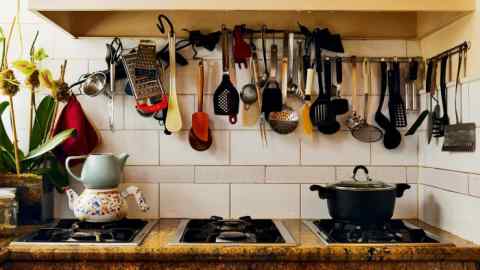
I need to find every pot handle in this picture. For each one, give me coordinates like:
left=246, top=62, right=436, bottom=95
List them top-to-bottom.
left=65, top=155, right=88, bottom=182
left=353, top=165, right=370, bottom=181
left=395, top=183, right=411, bottom=198
left=309, top=185, right=332, bottom=199
left=121, top=186, right=150, bottom=212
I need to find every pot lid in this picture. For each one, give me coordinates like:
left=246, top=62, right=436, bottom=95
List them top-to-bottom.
left=334, top=165, right=394, bottom=190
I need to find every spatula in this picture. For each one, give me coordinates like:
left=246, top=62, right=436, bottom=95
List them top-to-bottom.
left=165, top=30, right=183, bottom=132
left=442, top=50, right=475, bottom=152
left=331, top=57, right=349, bottom=115
left=191, top=60, right=210, bottom=142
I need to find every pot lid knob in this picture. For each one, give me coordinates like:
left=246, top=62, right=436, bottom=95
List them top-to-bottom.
left=352, top=165, right=371, bottom=182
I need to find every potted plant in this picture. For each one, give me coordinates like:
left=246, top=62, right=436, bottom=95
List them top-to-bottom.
left=0, top=21, right=75, bottom=224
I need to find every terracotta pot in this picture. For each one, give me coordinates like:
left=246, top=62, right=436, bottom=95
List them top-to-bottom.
left=0, top=174, right=54, bottom=225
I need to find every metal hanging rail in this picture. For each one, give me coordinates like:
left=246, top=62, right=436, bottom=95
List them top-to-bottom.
left=427, top=41, right=470, bottom=62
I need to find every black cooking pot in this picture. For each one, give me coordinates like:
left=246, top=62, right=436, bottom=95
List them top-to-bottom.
left=310, top=165, right=410, bottom=224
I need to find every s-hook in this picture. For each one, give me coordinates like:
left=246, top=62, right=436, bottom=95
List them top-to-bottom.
left=157, top=15, right=175, bottom=35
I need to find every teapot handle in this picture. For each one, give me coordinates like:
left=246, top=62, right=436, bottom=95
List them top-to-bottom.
left=65, top=155, right=88, bottom=182
left=121, top=186, right=150, bottom=212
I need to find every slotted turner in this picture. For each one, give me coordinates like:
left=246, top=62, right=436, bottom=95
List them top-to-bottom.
left=213, top=27, right=240, bottom=124
left=388, top=62, right=407, bottom=128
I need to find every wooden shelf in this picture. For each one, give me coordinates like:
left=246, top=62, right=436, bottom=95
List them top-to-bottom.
left=28, top=0, right=475, bottom=39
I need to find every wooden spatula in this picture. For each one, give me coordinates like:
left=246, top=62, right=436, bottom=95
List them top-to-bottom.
left=165, top=30, right=183, bottom=132
left=192, top=61, right=209, bottom=142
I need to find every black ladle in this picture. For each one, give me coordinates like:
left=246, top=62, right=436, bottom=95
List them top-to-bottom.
left=375, top=62, right=401, bottom=149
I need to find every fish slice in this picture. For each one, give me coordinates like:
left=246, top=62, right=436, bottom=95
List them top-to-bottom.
left=213, top=27, right=240, bottom=124
left=165, top=30, right=183, bottom=132
left=442, top=50, right=475, bottom=152
left=191, top=60, right=210, bottom=142
left=406, top=60, right=433, bottom=136
left=388, top=62, right=407, bottom=128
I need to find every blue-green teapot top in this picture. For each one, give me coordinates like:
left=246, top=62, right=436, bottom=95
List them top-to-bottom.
left=65, top=153, right=129, bottom=189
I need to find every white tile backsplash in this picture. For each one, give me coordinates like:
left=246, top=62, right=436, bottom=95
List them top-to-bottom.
left=96, top=131, right=159, bottom=165
left=159, top=131, right=229, bottom=165
left=231, top=131, right=300, bottom=165
left=301, top=132, right=370, bottom=165
left=124, top=166, right=194, bottom=183
left=195, top=166, right=265, bottom=183
left=266, top=166, right=335, bottom=183
left=419, top=167, right=469, bottom=194
left=159, top=184, right=229, bottom=218
left=230, top=184, right=300, bottom=219
left=300, top=184, right=330, bottom=219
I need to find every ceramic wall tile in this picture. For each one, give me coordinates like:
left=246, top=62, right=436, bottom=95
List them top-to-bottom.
left=124, top=166, right=194, bottom=183
left=195, top=166, right=265, bottom=183
left=266, top=166, right=335, bottom=183
left=419, top=167, right=469, bottom=194
left=159, top=184, right=229, bottom=218
left=230, top=184, right=300, bottom=219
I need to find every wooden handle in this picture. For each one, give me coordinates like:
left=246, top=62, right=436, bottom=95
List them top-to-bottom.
left=169, top=32, right=176, bottom=96
left=252, top=56, right=263, bottom=109
left=281, top=59, right=288, bottom=102
left=351, top=60, right=358, bottom=113
left=197, top=61, right=204, bottom=112
left=305, top=68, right=314, bottom=96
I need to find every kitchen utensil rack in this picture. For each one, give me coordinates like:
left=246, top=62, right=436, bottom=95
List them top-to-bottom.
left=427, top=41, right=470, bottom=63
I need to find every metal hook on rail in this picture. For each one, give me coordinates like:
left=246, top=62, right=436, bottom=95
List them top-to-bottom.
left=157, top=14, right=175, bottom=35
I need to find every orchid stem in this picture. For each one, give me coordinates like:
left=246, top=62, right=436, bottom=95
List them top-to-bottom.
left=8, top=95, right=21, bottom=175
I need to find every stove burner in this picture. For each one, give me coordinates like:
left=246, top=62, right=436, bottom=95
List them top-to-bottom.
left=180, top=216, right=285, bottom=244
left=23, top=219, right=149, bottom=243
left=311, top=220, right=440, bottom=244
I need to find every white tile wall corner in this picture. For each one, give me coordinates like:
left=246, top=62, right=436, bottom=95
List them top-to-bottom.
left=96, top=131, right=159, bottom=165
left=159, top=131, right=229, bottom=165
left=230, top=131, right=300, bottom=165
left=301, top=132, right=370, bottom=165
left=124, top=166, right=194, bottom=183
left=195, top=166, right=265, bottom=183
left=265, top=166, right=335, bottom=183
left=406, top=167, right=419, bottom=183
left=419, top=167, right=469, bottom=194
left=468, top=174, right=480, bottom=197
left=119, top=183, right=160, bottom=219
left=301, top=183, right=418, bottom=219
left=159, top=184, right=229, bottom=218
left=230, top=184, right=300, bottom=218
left=419, top=184, right=480, bottom=244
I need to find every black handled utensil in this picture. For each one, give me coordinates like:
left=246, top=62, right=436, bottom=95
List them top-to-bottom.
left=213, top=26, right=240, bottom=124
left=388, top=62, right=407, bottom=128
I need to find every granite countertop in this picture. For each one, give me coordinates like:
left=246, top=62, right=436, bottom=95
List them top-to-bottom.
left=3, top=219, right=480, bottom=263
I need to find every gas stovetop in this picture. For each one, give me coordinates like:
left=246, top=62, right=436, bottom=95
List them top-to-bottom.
left=170, top=216, right=296, bottom=246
left=11, top=219, right=157, bottom=246
left=304, top=219, right=453, bottom=246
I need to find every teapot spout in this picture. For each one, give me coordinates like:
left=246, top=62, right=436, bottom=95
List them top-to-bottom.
left=115, top=153, right=129, bottom=169
left=64, top=187, right=79, bottom=211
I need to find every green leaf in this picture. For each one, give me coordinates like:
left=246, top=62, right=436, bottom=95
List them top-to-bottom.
left=30, top=96, right=55, bottom=151
left=0, top=101, right=14, bottom=155
left=24, top=128, right=76, bottom=161
left=0, top=150, right=16, bottom=172
left=33, top=155, right=69, bottom=192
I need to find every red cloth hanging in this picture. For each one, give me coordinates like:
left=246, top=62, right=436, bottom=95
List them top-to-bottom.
left=53, top=95, right=100, bottom=164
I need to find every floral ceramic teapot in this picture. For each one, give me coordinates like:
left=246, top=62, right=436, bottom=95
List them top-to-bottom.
left=64, top=186, right=149, bottom=222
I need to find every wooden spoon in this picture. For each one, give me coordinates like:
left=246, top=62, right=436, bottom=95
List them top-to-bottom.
left=165, top=30, right=183, bottom=132
left=191, top=61, right=209, bottom=142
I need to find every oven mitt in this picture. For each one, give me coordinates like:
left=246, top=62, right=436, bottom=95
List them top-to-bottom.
left=53, top=95, right=100, bottom=165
